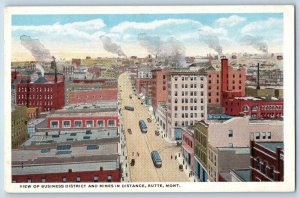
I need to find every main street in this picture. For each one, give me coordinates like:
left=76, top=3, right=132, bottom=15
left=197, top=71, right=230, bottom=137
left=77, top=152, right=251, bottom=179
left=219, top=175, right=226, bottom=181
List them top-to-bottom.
left=118, top=72, right=189, bottom=182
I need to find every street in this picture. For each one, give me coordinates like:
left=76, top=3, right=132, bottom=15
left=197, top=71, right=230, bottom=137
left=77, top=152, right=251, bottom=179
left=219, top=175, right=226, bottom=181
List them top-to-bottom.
left=118, top=72, right=189, bottom=182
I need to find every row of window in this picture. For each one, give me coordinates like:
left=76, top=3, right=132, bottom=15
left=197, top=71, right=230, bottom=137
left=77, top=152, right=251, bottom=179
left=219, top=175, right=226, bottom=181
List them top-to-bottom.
left=174, top=76, right=204, bottom=81
left=174, top=84, right=205, bottom=89
left=18, top=87, right=53, bottom=92
left=174, top=91, right=204, bottom=97
left=18, top=94, right=53, bottom=100
left=174, top=98, right=203, bottom=104
left=17, top=101, right=53, bottom=106
left=174, top=112, right=204, bottom=119
left=174, top=119, right=202, bottom=127
left=50, top=120, right=116, bottom=129
left=255, top=132, right=272, bottom=140
left=183, top=135, right=193, bottom=148
left=255, top=158, right=276, bottom=180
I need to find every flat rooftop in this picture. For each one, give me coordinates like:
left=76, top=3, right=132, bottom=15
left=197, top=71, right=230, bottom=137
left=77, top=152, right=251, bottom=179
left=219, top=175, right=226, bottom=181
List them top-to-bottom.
left=232, top=96, right=281, bottom=101
left=28, top=118, right=46, bottom=126
left=23, top=128, right=119, bottom=147
left=257, top=142, right=284, bottom=153
left=217, top=147, right=250, bottom=154
left=232, top=169, right=251, bottom=182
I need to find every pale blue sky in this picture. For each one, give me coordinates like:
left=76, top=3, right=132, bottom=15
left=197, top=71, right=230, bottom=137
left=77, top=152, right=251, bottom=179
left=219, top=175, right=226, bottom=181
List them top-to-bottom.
left=11, top=13, right=283, bottom=59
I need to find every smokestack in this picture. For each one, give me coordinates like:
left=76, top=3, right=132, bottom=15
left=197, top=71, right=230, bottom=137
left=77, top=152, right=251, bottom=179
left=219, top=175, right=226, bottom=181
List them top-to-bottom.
left=51, top=56, right=57, bottom=83
left=257, top=63, right=260, bottom=89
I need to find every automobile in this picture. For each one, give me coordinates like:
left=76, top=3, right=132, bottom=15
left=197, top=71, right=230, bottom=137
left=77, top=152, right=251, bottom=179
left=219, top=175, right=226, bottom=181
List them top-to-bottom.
left=129, top=95, right=132, bottom=99
left=138, top=96, right=140, bottom=99
left=141, top=102, right=144, bottom=105
left=125, top=106, right=134, bottom=111
left=147, top=118, right=152, bottom=123
left=139, top=120, right=148, bottom=133
left=127, top=128, right=132, bottom=134
left=155, top=130, right=160, bottom=136
left=130, top=159, right=135, bottom=166
left=179, top=164, right=183, bottom=171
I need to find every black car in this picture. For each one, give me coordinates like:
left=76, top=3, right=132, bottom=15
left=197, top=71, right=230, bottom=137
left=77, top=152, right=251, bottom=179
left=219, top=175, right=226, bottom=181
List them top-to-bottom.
left=127, top=128, right=132, bottom=134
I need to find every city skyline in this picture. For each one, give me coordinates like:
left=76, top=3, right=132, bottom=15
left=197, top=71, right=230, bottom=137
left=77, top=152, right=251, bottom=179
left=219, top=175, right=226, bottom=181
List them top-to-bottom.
left=12, top=13, right=283, bottom=61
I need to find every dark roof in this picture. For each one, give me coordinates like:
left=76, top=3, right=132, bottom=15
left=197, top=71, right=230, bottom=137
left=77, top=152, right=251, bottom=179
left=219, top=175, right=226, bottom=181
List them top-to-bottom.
left=34, top=77, right=48, bottom=84
left=257, top=142, right=284, bottom=153
left=232, top=169, right=251, bottom=181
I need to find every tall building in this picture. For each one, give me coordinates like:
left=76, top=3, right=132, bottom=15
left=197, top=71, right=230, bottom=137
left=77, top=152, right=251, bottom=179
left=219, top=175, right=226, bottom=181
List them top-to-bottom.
left=206, top=57, right=246, bottom=105
left=151, top=69, right=172, bottom=110
left=166, top=71, right=207, bottom=141
left=16, top=77, right=65, bottom=112
left=12, top=106, right=29, bottom=149
left=194, top=117, right=283, bottom=182
left=250, top=141, right=284, bottom=181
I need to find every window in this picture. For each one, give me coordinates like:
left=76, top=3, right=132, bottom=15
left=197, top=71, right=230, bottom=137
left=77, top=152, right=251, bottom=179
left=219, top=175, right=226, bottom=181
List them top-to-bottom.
left=200, top=84, right=204, bottom=88
left=175, top=91, right=178, bottom=96
left=175, top=99, right=178, bottom=103
left=243, top=105, right=249, bottom=112
left=175, top=106, right=178, bottom=111
left=86, top=120, right=94, bottom=128
left=98, top=120, right=104, bottom=127
left=108, top=120, right=116, bottom=127
left=50, top=121, right=59, bottom=128
left=63, top=121, right=71, bottom=128
left=75, top=121, right=82, bottom=128
left=228, top=130, right=233, bottom=137
left=255, top=132, right=260, bottom=139
left=262, top=132, right=266, bottom=139
left=267, top=132, right=272, bottom=139
left=228, top=143, right=233, bottom=148
left=256, top=158, right=261, bottom=170
left=263, top=162, right=267, bottom=174
left=270, top=166, right=275, bottom=180
left=93, top=176, right=99, bottom=182
left=107, top=176, right=112, bottom=182
left=62, top=177, right=67, bottom=182
left=76, top=177, right=81, bottom=182
left=42, top=178, right=46, bottom=183
left=27, top=179, right=32, bottom=183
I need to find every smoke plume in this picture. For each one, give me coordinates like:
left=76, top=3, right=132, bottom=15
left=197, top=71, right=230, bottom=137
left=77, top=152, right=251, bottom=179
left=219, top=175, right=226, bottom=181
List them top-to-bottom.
left=138, top=33, right=186, bottom=67
left=20, top=35, right=52, bottom=62
left=100, top=35, right=126, bottom=57
left=202, top=35, right=223, bottom=55
left=241, top=35, right=268, bottom=53
left=35, top=64, right=45, bottom=77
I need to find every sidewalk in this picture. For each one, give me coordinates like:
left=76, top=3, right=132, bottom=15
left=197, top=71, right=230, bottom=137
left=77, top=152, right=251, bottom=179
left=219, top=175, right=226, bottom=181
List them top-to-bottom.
left=175, top=151, right=199, bottom=182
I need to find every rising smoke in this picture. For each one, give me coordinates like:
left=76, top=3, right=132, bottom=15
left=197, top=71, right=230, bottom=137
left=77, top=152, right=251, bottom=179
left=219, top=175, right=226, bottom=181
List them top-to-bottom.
left=198, top=29, right=223, bottom=55
left=138, top=33, right=186, bottom=67
left=20, top=35, right=52, bottom=62
left=100, top=35, right=126, bottom=57
left=241, top=35, right=268, bottom=54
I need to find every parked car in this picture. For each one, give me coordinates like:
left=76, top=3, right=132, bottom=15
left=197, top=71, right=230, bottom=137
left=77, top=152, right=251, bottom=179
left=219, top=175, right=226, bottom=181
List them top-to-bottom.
left=147, top=118, right=152, bottom=123
left=155, top=130, right=160, bottom=136
left=179, top=164, right=183, bottom=171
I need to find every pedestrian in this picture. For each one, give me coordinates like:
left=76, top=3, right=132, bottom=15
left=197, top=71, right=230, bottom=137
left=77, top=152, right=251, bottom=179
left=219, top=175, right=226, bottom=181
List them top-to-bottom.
left=137, top=152, right=139, bottom=157
left=171, top=155, right=173, bottom=159
left=175, top=155, right=177, bottom=160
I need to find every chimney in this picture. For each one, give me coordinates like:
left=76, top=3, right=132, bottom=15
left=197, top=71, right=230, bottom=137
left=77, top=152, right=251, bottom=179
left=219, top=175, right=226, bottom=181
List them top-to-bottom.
left=51, top=56, right=57, bottom=83
left=257, top=63, right=260, bottom=89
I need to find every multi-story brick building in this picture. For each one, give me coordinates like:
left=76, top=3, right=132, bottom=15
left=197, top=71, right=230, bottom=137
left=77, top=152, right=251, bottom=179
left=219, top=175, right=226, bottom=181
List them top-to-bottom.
left=206, top=57, right=246, bottom=105
left=151, top=69, right=172, bottom=110
left=166, top=71, right=207, bottom=141
left=16, top=76, right=65, bottom=112
left=136, top=78, right=152, bottom=97
left=223, top=97, right=284, bottom=119
left=11, top=106, right=29, bottom=149
left=27, top=107, right=41, bottom=120
left=194, top=117, right=283, bottom=182
left=181, top=127, right=195, bottom=170
left=250, top=141, right=284, bottom=181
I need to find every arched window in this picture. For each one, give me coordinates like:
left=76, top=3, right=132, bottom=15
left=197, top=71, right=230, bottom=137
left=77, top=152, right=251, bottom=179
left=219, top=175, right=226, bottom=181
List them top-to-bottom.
left=243, top=105, right=249, bottom=112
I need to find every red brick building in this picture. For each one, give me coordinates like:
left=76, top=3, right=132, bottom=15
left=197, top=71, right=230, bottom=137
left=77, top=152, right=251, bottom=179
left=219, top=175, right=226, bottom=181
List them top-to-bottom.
left=207, top=57, right=246, bottom=105
left=72, top=58, right=81, bottom=67
left=151, top=69, right=172, bottom=109
left=16, top=77, right=65, bottom=112
left=136, top=78, right=152, bottom=95
left=67, top=89, right=117, bottom=105
left=223, top=97, right=284, bottom=119
left=46, top=102, right=119, bottom=129
left=181, top=127, right=195, bottom=170
left=250, top=141, right=284, bottom=181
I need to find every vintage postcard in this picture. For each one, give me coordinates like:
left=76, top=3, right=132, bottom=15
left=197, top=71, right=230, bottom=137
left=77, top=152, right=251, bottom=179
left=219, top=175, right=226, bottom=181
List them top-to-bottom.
left=4, top=5, right=295, bottom=192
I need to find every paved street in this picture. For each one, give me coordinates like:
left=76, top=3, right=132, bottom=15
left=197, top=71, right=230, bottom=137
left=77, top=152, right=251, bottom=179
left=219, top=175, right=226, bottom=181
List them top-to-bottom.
left=118, top=72, right=189, bottom=182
